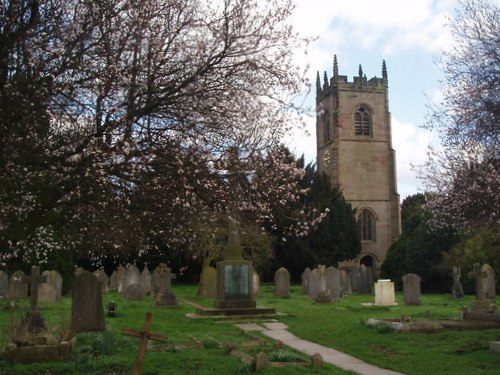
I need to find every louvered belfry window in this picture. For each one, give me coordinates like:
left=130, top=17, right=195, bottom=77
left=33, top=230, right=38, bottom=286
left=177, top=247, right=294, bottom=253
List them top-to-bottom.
left=354, top=106, right=372, bottom=136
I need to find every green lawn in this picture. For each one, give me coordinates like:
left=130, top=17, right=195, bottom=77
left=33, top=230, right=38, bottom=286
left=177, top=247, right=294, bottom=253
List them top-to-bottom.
left=0, top=284, right=499, bottom=375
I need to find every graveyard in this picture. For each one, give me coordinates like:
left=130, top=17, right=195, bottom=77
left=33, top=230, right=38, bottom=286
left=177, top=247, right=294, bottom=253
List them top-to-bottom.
left=0, top=267, right=499, bottom=375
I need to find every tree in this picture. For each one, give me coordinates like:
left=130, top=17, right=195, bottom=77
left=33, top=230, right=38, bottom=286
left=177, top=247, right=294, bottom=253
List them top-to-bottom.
left=0, top=0, right=315, bottom=266
left=421, top=0, right=500, bottom=230
left=269, top=165, right=361, bottom=280
left=381, top=194, right=458, bottom=292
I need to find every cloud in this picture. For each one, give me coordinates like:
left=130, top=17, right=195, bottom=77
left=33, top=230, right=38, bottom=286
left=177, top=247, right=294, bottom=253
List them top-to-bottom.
left=292, top=0, right=457, bottom=58
left=391, top=117, right=438, bottom=198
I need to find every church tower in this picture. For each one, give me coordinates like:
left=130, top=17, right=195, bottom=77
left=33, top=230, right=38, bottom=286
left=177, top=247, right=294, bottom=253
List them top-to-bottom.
left=316, top=55, right=401, bottom=273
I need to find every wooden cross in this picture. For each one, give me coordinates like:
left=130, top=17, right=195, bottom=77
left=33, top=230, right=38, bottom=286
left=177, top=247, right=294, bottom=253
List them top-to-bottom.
left=122, top=312, right=167, bottom=375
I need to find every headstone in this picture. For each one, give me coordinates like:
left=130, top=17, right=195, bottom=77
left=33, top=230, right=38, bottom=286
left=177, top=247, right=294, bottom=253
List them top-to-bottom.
left=154, top=263, right=177, bottom=306
left=471, top=263, right=487, bottom=300
left=111, top=264, right=126, bottom=292
left=122, top=264, right=141, bottom=293
left=482, top=264, right=496, bottom=299
left=358, top=265, right=373, bottom=294
left=198, top=266, right=217, bottom=298
left=325, top=266, right=341, bottom=300
left=350, top=266, right=360, bottom=292
left=452, top=266, right=464, bottom=298
left=74, top=267, right=86, bottom=276
left=274, top=267, right=290, bottom=298
left=301, top=267, right=311, bottom=294
left=140, top=268, right=152, bottom=294
left=307, top=268, right=321, bottom=299
left=93, top=269, right=109, bottom=292
left=340, top=269, right=351, bottom=296
left=0, top=270, right=9, bottom=298
left=41, top=270, right=62, bottom=300
left=252, top=270, right=260, bottom=297
left=8, top=271, right=27, bottom=300
left=71, top=271, right=105, bottom=334
left=402, top=273, right=421, bottom=305
left=374, top=279, right=397, bottom=306
left=37, top=283, right=58, bottom=303
left=123, top=283, right=145, bottom=301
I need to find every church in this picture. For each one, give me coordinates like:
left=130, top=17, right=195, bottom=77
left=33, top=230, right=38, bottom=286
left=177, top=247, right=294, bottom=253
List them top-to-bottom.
left=316, top=55, right=401, bottom=275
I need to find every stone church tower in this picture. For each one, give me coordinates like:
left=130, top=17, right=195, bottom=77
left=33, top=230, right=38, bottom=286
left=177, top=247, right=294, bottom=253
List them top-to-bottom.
left=316, top=55, right=401, bottom=273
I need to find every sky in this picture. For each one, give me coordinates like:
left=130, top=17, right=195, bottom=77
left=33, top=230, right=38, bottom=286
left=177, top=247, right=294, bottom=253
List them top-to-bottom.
left=285, top=0, right=460, bottom=200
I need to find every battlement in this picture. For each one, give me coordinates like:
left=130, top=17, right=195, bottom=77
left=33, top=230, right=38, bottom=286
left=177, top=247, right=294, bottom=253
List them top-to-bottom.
left=316, top=55, right=388, bottom=102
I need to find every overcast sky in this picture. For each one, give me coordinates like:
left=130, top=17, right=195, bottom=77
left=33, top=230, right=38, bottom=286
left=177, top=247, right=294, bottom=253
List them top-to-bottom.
left=285, top=0, right=459, bottom=200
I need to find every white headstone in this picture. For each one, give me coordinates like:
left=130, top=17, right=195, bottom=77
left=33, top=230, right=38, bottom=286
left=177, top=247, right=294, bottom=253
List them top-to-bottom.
left=374, top=279, right=397, bottom=306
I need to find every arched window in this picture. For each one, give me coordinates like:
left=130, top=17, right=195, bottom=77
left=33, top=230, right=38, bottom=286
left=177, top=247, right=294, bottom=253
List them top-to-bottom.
left=354, top=106, right=372, bottom=136
left=358, top=209, right=376, bottom=241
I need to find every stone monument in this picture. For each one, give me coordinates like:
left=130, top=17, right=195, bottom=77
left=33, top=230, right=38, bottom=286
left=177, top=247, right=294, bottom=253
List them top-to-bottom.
left=215, top=216, right=255, bottom=309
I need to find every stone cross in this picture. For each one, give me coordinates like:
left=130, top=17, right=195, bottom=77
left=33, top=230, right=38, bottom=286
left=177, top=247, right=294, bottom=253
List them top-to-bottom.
left=225, top=215, right=242, bottom=260
left=469, top=263, right=487, bottom=300
left=23, top=266, right=47, bottom=311
left=122, top=312, right=167, bottom=375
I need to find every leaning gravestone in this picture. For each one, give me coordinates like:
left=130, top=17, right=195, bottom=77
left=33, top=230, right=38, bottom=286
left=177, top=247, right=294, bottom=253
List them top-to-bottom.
left=481, top=264, right=496, bottom=299
left=122, top=265, right=141, bottom=294
left=325, top=266, right=341, bottom=300
left=274, top=267, right=290, bottom=298
left=301, top=267, right=311, bottom=294
left=140, top=268, right=152, bottom=294
left=0, top=270, right=9, bottom=298
left=8, top=271, right=27, bottom=300
left=71, top=271, right=105, bottom=334
left=402, top=273, right=421, bottom=305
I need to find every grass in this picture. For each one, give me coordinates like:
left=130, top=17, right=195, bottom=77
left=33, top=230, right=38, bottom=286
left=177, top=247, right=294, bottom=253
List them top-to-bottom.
left=0, top=284, right=498, bottom=374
